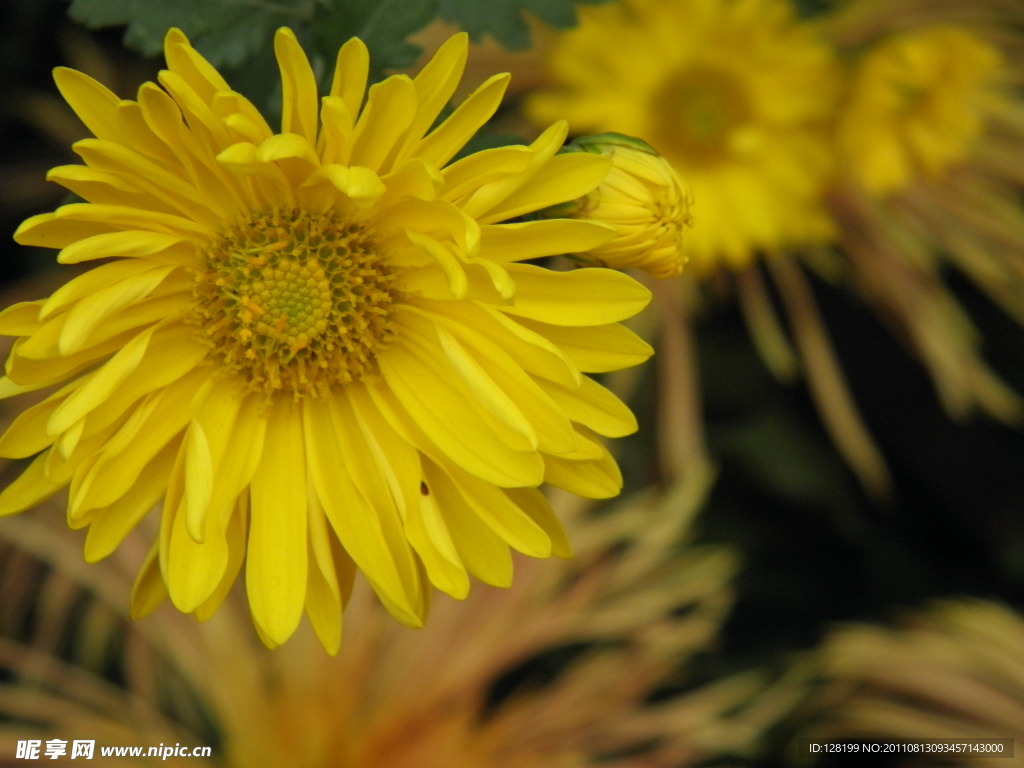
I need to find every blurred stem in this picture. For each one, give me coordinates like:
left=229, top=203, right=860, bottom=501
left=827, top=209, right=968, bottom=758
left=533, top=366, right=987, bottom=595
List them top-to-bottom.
left=767, top=255, right=893, bottom=499
left=736, top=266, right=800, bottom=382
left=653, top=279, right=713, bottom=487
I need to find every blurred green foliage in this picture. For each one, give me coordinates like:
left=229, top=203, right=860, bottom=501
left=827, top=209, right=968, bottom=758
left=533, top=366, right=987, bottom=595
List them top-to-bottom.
left=67, top=0, right=612, bottom=109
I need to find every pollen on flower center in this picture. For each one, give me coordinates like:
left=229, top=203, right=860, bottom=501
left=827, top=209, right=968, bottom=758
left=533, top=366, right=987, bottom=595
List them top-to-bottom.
left=654, top=65, right=753, bottom=164
left=189, top=207, right=399, bottom=397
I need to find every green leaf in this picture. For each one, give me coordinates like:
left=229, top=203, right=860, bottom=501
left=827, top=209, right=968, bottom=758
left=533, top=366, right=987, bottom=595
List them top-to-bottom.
left=66, top=0, right=440, bottom=112
left=68, top=0, right=317, bottom=66
left=308, top=0, right=439, bottom=82
left=438, top=0, right=612, bottom=50
left=791, top=0, right=842, bottom=17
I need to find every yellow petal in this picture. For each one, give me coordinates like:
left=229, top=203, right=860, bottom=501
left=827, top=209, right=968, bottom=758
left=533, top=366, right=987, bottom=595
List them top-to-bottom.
left=163, top=27, right=230, bottom=101
left=275, top=27, right=319, bottom=143
left=404, top=33, right=468, bottom=150
left=328, top=37, right=370, bottom=122
left=53, top=67, right=120, bottom=141
left=157, top=69, right=232, bottom=153
left=411, top=73, right=511, bottom=169
left=351, top=75, right=417, bottom=172
left=217, top=91, right=275, bottom=145
left=318, top=96, right=356, bottom=166
left=112, top=100, right=179, bottom=169
left=455, top=122, right=565, bottom=221
left=259, top=131, right=320, bottom=163
left=72, top=138, right=222, bottom=223
left=217, top=141, right=292, bottom=193
left=442, top=145, right=534, bottom=205
left=482, top=151, right=612, bottom=224
left=380, top=158, right=443, bottom=205
left=46, top=163, right=146, bottom=208
left=302, top=164, right=385, bottom=208
left=35, top=202, right=210, bottom=239
left=15, top=210, right=114, bottom=249
left=480, top=219, right=615, bottom=263
left=57, top=230, right=191, bottom=265
left=404, top=231, right=468, bottom=298
left=40, top=259, right=158, bottom=320
left=501, top=264, right=651, bottom=326
left=58, top=266, right=174, bottom=354
left=417, top=298, right=580, bottom=388
left=0, top=301, right=42, bottom=336
left=423, top=312, right=578, bottom=454
left=518, top=317, right=654, bottom=373
left=430, top=321, right=538, bottom=449
left=68, top=323, right=207, bottom=442
left=46, top=326, right=154, bottom=436
left=7, top=332, right=131, bottom=389
left=379, top=339, right=544, bottom=487
left=70, top=367, right=204, bottom=515
left=540, top=375, right=638, bottom=437
left=0, top=376, right=49, bottom=400
left=183, top=381, right=244, bottom=541
left=200, top=391, right=265, bottom=545
left=303, top=396, right=424, bottom=627
left=247, top=397, right=307, bottom=645
left=182, top=420, right=214, bottom=542
left=544, top=442, right=623, bottom=499
left=83, top=443, right=173, bottom=562
left=0, top=453, right=63, bottom=516
left=446, top=463, right=552, bottom=557
left=408, top=465, right=469, bottom=599
left=436, top=476, right=514, bottom=588
left=505, top=487, right=572, bottom=558
left=164, top=494, right=230, bottom=613
left=194, top=495, right=249, bottom=622
left=304, top=495, right=347, bottom=654
left=130, top=542, right=168, bottom=619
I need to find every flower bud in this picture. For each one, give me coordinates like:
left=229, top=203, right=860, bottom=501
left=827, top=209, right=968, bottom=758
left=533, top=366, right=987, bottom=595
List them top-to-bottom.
left=557, top=133, right=693, bottom=278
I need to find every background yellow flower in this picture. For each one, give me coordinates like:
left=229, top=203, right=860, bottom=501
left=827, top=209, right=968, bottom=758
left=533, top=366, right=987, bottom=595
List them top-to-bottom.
left=527, top=0, right=839, bottom=271
left=823, top=0, right=1024, bottom=424
left=0, top=480, right=800, bottom=767
left=793, top=599, right=1024, bottom=766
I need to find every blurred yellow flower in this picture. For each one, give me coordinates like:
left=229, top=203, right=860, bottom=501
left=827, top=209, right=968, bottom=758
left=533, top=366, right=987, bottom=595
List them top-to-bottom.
left=527, top=0, right=839, bottom=272
left=823, top=0, right=1024, bottom=424
left=838, top=25, right=1005, bottom=195
left=0, top=28, right=655, bottom=650
left=553, top=133, right=692, bottom=278
left=0, top=481, right=798, bottom=767
left=796, top=599, right=1024, bottom=765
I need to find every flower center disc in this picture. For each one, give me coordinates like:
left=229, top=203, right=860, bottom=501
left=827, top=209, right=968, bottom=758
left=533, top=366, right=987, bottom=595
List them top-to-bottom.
left=653, top=64, right=752, bottom=165
left=190, top=208, right=398, bottom=397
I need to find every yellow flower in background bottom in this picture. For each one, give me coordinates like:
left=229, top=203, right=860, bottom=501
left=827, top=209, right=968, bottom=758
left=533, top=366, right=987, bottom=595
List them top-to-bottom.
left=527, top=0, right=839, bottom=272
left=838, top=25, right=1005, bottom=195
left=0, top=29, right=654, bottom=650
left=553, top=133, right=692, bottom=279
left=0, top=481, right=798, bottom=768
left=798, top=599, right=1024, bottom=760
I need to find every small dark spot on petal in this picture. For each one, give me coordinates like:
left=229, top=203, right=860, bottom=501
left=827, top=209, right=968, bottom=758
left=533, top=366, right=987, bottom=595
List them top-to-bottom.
left=420, top=481, right=430, bottom=496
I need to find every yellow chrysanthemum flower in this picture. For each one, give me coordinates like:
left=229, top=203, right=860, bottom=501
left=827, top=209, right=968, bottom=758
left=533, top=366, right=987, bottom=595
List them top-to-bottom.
left=526, top=0, right=839, bottom=272
left=837, top=25, right=1005, bottom=195
left=0, top=29, right=654, bottom=650
left=554, top=133, right=692, bottom=279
